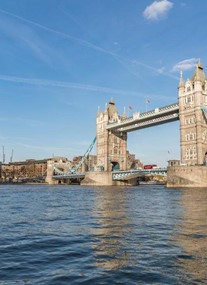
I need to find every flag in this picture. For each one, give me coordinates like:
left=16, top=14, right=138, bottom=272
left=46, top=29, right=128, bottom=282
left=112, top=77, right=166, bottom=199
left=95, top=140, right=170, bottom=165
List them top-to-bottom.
left=146, top=98, right=150, bottom=104
left=128, top=105, right=132, bottom=110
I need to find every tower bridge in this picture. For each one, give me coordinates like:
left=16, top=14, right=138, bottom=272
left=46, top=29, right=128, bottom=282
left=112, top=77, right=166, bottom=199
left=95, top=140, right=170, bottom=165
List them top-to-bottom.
left=47, top=63, right=207, bottom=187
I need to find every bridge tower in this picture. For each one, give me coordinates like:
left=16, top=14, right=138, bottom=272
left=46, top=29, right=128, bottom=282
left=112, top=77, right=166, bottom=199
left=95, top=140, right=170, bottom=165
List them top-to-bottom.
left=179, top=63, right=207, bottom=165
left=96, top=99, right=127, bottom=171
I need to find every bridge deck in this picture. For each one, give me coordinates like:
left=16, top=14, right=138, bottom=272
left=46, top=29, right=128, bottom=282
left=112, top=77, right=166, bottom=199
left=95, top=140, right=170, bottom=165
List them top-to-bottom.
left=112, top=168, right=167, bottom=181
left=52, top=173, right=85, bottom=180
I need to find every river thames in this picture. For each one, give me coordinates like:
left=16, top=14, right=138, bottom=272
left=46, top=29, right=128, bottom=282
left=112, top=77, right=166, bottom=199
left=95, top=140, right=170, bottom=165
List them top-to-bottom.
left=0, top=184, right=206, bottom=285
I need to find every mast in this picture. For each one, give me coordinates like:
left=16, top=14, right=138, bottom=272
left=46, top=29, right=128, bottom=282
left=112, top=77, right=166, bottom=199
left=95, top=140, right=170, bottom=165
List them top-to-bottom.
left=2, top=146, right=5, bottom=163
left=10, top=149, right=14, bottom=163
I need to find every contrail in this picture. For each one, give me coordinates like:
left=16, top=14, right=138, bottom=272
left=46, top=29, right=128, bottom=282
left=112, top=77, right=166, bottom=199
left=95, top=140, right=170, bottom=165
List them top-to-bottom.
left=0, top=8, right=178, bottom=80
left=0, top=8, right=114, bottom=56
left=0, top=74, right=172, bottom=100
left=0, top=74, right=147, bottom=96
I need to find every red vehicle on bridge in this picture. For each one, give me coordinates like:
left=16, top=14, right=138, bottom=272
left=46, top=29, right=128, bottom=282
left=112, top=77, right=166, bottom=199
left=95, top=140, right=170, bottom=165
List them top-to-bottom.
left=143, top=164, right=157, bottom=169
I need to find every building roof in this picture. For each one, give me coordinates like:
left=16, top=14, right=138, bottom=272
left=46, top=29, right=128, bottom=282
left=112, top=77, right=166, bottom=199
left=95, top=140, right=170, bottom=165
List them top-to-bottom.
left=191, top=63, right=206, bottom=83
left=107, top=100, right=119, bottom=121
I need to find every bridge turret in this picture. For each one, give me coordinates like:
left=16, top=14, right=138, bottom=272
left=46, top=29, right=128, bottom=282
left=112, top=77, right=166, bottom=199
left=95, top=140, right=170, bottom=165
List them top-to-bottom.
left=179, top=61, right=207, bottom=166
left=192, top=62, right=206, bottom=83
left=193, top=63, right=206, bottom=95
left=178, top=71, right=185, bottom=89
left=178, top=71, right=185, bottom=103
left=107, top=98, right=119, bottom=122
left=96, top=100, right=127, bottom=172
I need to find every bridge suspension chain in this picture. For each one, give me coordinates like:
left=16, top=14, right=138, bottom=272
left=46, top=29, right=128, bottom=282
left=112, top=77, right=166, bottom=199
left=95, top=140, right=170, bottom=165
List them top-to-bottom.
left=201, top=104, right=207, bottom=116
left=71, top=137, right=96, bottom=173
left=53, top=165, right=65, bottom=175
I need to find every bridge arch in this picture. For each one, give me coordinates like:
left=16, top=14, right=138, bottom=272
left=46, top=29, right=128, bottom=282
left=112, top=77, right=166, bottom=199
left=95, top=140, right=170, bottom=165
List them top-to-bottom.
left=111, top=161, right=120, bottom=171
left=130, top=162, right=136, bottom=169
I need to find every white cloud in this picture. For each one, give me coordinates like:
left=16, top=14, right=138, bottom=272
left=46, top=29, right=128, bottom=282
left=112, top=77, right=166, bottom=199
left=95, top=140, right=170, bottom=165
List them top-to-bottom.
left=143, top=0, right=174, bottom=21
left=172, top=58, right=199, bottom=72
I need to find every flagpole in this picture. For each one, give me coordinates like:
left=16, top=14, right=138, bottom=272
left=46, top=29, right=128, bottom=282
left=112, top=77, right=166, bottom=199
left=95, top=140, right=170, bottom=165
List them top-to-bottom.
left=146, top=98, right=150, bottom=112
left=128, top=105, right=132, bottom=117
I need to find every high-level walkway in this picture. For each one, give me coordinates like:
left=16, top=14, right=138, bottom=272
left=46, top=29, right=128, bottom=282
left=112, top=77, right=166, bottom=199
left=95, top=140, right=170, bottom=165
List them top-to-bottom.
left=106, top=103, right=179, bottom=132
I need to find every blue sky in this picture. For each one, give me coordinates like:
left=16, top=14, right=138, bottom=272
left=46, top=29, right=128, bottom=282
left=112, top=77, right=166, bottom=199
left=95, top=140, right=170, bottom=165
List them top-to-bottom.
left=0, top=0, right=206, bottom=166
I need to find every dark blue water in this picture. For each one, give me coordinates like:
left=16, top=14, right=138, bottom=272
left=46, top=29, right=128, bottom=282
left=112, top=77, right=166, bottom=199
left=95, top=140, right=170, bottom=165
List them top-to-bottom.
left=0, top=185, right=207, bottom=285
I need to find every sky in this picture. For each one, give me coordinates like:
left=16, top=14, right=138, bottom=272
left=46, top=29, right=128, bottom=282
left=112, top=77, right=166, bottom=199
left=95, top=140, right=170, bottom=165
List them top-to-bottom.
left=0, top=0, right=207, bottom=167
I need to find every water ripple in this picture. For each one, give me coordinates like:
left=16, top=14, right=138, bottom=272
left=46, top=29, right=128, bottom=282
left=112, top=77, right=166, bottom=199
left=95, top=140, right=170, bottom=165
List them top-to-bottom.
left=0, top=185, right=207, bottom=284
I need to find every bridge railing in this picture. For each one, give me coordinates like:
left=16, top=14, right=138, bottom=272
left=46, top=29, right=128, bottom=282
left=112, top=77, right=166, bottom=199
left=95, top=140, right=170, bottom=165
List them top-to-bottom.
left=107, top=102, right=179, bottom=128
left=139, top=103, right=179, bottom=118
left=119, top=113, right=179, bottom=131
left=112, top=168, right=167, bottom=180
left=112, top=168, right=167, bottom=174
left=52, top=172, right=85, bottom=179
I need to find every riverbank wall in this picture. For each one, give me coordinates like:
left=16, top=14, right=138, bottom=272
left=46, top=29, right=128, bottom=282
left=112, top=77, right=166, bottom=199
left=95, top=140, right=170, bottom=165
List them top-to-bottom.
left=167, top=165, right=207, bottom=188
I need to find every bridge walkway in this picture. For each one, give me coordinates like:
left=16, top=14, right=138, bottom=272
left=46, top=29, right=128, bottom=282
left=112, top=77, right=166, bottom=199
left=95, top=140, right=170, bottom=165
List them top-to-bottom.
left=106, top=102, right=179, bottom=132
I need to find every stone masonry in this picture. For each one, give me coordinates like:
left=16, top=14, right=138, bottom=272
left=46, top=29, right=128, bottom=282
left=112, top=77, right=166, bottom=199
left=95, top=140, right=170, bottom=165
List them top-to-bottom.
left=96, top=99, right=128, bottom=172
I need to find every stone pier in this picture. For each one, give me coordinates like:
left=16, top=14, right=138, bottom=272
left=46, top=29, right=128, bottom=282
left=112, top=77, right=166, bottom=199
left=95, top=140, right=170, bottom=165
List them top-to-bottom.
left=167, top=165, right=207, bottom=188
left=81, top=172, right=138, bottom=186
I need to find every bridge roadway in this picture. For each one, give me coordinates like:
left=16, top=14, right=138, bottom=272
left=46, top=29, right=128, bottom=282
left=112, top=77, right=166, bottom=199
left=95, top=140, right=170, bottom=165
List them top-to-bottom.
left=106, top=102, right=179, bottom=132
left=52, top=168, right=167, bottom=181
left=112, top=168, right=167, bottom=181
left=52, top=173, right=85, bottom=180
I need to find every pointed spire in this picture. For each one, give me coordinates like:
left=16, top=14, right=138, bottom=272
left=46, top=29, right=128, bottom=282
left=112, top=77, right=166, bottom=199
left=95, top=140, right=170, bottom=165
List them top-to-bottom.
left=198, top=58, right=201, bottom=66
left=192, top=60, right=206, bottom=82
left=179, top=70, right=185, bottom=88
left=109, top=97, right=115, bottom=105
left=123, top=106, right=126, bottom=117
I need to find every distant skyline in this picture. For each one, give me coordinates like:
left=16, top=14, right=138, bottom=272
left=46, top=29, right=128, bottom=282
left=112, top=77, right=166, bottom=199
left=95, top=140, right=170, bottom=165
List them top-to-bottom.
left=0, top=0, right=206, bottom=166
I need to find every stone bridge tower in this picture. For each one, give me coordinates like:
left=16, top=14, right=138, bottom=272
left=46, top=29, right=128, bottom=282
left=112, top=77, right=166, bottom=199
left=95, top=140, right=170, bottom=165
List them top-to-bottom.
left=179, top=63, right=207, bottom=165
left=96, top=99, right=127, bottom=171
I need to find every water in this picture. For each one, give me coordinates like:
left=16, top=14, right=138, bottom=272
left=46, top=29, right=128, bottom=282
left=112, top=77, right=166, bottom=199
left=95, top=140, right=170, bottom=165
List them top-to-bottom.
left=0, top=185, right=207, bottom=285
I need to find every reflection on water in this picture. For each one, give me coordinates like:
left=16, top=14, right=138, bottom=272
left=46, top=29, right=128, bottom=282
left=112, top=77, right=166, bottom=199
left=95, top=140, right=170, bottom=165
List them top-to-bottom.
left=0, top=185, right=207, bottom=284
left=91, top=187, right=132, bottom=270
left=175, top=188, right=207, bottom=283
